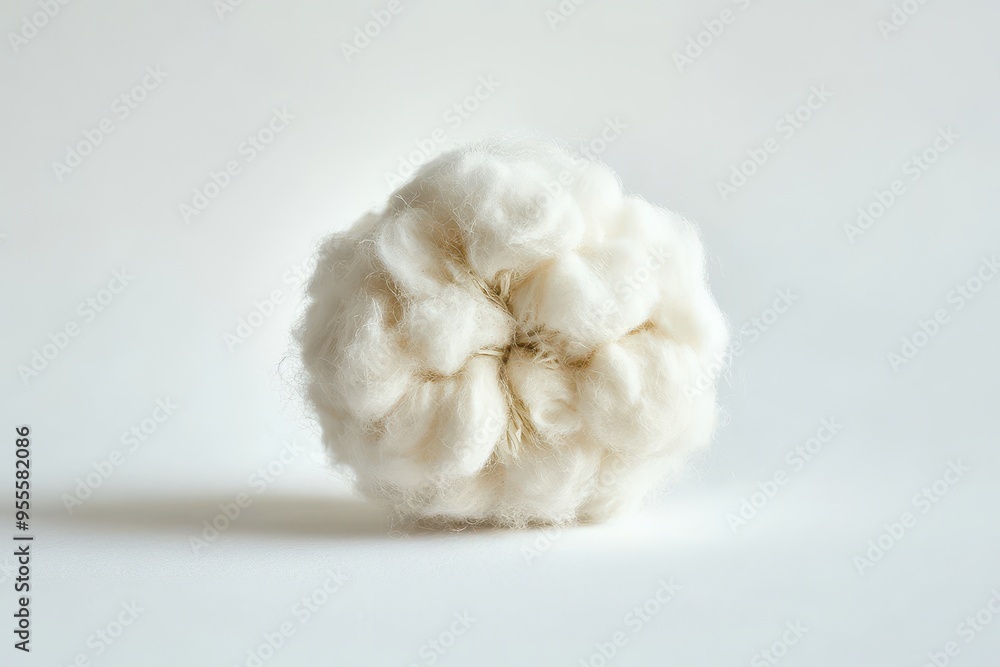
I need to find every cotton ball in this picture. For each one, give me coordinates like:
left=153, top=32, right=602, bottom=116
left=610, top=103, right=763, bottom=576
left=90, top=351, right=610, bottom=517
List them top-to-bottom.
left=297, top=137, right=728, bottom=527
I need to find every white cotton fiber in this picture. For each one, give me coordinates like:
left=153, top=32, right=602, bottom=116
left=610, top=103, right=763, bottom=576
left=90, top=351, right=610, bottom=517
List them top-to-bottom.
left=297, top=137, right=728, bottom=527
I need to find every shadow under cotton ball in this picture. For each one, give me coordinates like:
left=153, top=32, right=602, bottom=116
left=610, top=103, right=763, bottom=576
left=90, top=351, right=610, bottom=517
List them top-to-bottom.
left=296, top=137, right=728, bottom=527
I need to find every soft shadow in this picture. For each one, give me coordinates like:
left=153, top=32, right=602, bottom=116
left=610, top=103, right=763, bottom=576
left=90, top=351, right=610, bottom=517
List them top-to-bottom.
left=35, top=493, right=405, bottom=539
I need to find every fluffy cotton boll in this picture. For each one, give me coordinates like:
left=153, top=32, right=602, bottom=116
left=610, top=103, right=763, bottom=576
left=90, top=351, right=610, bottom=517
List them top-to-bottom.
left=297, top=137, right=728, bottom=527
left=393, top=142, right=588, bottom=282
left=571, top=159, right=623, bottom=240
left=374, top=208, right=454, bottom=296
left=508, top=243, right=664, bottom=358
left=299, top=252, right=416, bottom=425
left=398, top=284, right=512, bottom=377
left=330, top=294, right=416, bottom=423
left=578, top=332, right=709, bottom=455
left=504, top=347, right=582, bottom=443
left=364, top=356, right=507, bottom=489
left=495, top=441, right=605, bottom=524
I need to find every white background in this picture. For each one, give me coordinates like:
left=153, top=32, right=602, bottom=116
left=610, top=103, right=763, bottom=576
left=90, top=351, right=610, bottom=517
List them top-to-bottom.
left=2, top=0, right=999, bottom=665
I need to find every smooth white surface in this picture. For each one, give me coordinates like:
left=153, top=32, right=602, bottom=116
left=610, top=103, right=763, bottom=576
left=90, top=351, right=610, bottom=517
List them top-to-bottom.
left=2, top=0, right=999, bottom=665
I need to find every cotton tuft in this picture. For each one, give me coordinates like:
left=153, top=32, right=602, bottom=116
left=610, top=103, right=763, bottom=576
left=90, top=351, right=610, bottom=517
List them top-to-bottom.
left=297, top=138, right=728, bottom=527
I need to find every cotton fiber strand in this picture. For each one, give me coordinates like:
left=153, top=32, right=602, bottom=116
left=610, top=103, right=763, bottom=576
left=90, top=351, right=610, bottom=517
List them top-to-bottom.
left=297, top=138, right=728, bottom=527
